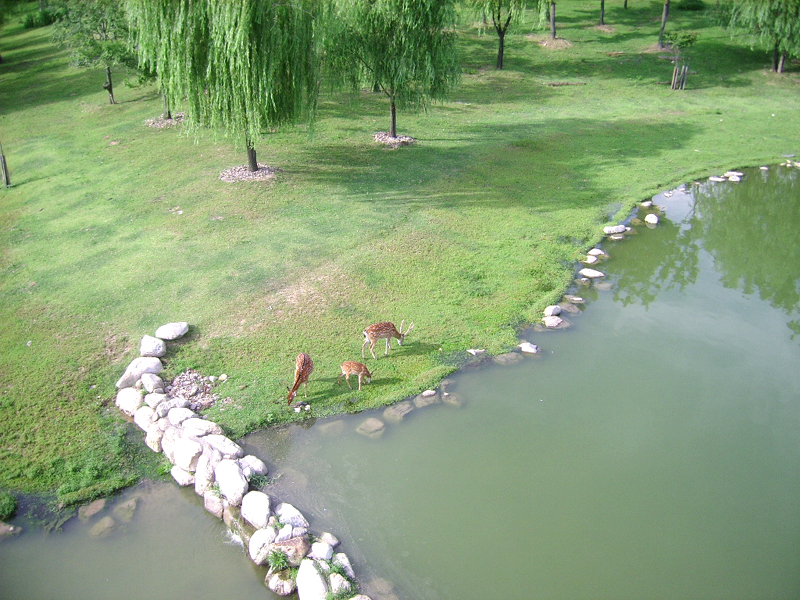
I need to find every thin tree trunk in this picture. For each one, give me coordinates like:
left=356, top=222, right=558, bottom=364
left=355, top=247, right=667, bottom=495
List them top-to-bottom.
left=600, top=0, right=605, bottom=25
left=624, top=0, right=628, bottom=8
left=658, top=0, right=670, bottom=49
left=550, top=2, right=557, bottom=39
left=497, top=30, right=505, bottom=69
left=778, top=51, right=787, bottom=74
left=103, top=66, right=115, bottom=104
left=162, top=94, right=172, bottom=120
left=389, top=100, right=397, bottom=138
left=246, top=137, right=258, bottom=172
left=0, top=143, right=10, bottom=188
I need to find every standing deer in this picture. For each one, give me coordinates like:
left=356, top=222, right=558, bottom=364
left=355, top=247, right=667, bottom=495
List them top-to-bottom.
left=362, top=320, right=414, bottom=359
left=287, top=352, right=313, bottom=405
left=338, top=361, right=373, bottom=391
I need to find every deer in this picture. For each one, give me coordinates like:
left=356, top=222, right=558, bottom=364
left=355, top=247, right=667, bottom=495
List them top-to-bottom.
left=362, top=320, right=414, bottom=360
left=287, top=352, right=313, bottom=405
left=338, top=361, right=373, bottom=391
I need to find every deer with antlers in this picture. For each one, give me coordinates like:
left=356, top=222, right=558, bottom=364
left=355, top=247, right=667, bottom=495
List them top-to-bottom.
left=362, top=320, right=414, bottom=360
left=287, top=352, right=314, bottom=405
left=338, top=361, right=373, bottom=391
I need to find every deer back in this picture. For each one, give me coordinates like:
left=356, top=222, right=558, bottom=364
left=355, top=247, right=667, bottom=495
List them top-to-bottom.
left=364, top=322, right=401, bottom=341
left=287, top=352, right=313, bottom=402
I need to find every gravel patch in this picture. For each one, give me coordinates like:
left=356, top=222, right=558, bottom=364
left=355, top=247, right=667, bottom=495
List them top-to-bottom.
left=145, top=113, right=185, bottom=128
left=374, top=131, right=416, bottom=148
left=219, top=164, right=281, bottom=182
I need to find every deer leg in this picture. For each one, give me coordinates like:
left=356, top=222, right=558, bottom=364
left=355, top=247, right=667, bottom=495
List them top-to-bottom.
left=362, top=336, right=369, bottom=358
left=384, top=338, right=390, bottom=355
left=369, top=341, right=378, bottom=360
left=346, top=374, right=352, bottom=389
left=357, top=375, right=362, bottom=391
left=303, top=381, right=309, bottom=397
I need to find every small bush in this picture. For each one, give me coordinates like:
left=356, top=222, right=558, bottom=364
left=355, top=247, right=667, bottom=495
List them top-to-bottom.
left=677, top=0, right=705, bottom=10
left=23, top=9, right=58, bottom=29
left=0, top=491, right=18, bottom=521
left=267, top=549, right=290, bottom=571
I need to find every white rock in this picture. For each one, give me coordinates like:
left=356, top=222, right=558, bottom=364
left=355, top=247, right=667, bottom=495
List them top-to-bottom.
left=760, top=166, right=769, bottom=170
left=724, top=171, right=743, bottom=177
left=727, top=174, right=741, bottom=182
left=709, top=176, right=726, bottom=182
left=641, top=200, right=653, bottom=208
left=644, top=213, right=659, bottom=225
left=603, top=224, right=626, bottom=234
left=587, top=249, right=606, bottom=258
left=583, top=254, right=599, bottom=264
left=578, top=268, right=605, bottom=278
left=543, top=305, right=561, bottom=317
left=542, top=315, right=563, bottom=328
left=154, top=322, right=189, bottom=340
left=139, top=335, right=166, bottom=358
left=518, top=342, right=540, bottom=354
left=467, top=348, right=485, bottom=356
left=116, top=356, right=163, bottom=389
left=140, top=372, right=164, bottom=393
left=115, top=387, right=144, bottom=417
left=421, top=389, right=437, bottom=397
left=143, top=392, right=168, bottom=409
left=155, top=396, right=190, bottom=418
left=133, top=405, right=156, bottom=432
left=167, top=407, right=197, bottom=426
left=181, top=418, right=223, bottom=437
left=145, top=424, right=164, bottom=453
left=160, top=427, right=182, bottom=463
left=202, top=434, right=244, bottom=459
left=173, top=437, right=203, bottom=472
left=194, top=454, right=215, bottom=496
left=239, top=454, right=268, bottom=479
left=215, top=459, right=248, bottom=506
left=170, top=465, right=195, bottom=486
left=203, top=488, right=224, bottom=519
left=241, top=491, right=272, bottom=530
left=275, top=503, right=310, bottom=529
left=274, top=523, right=294, bottom=543
left=249, top=526, right=278, bottom=565
left=319, top=532, right=340, bottom=548
left=309, top=541, right=333, bottom=561
left=332, top=553, right=355, bottom=579
left=296, top=559, right=329, bottom=600
left=267, top=570, right=296, bottom=596
left=329, top=573, right=351, bottom=596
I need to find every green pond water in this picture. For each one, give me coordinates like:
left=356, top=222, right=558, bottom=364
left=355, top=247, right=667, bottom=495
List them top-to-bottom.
left=1, top=164, right=799, bottom=600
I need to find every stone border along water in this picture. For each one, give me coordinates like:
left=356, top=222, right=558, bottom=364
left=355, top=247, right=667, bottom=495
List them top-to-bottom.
left=109, top=166, right=762, bottom=598
left=114, top=321, right=371, bottom=599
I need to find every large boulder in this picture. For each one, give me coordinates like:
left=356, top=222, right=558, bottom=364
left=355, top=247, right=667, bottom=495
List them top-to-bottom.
left=578, top=268, right=605, bottom=279
left=155, top=322, right=189, bottom=340
left=140, top=335, right=166, bottom=358
left=116, top=357, right=163, bottom=389
left=140, top=372, right=165, bottom=394
left=115, top=387, right=144, bottom=417
left=143, top=392, right=169, bottom=408
left=155, top=396, right=191, bottom=418
left=383, top=401, right=414, bottom=423
left=133, top=405, right=156, bottom=432
left=167, top=407, right=196, bottom=427
left=356, top=417, right=385, bottom=439
left=181, top=418, right=223, bottom=437
left=145, top=423, right=164, bottom=453
left=160, top=427, right=182, bottom=463
left=202, top=434, right=244, bottom=459
left=173, top=436, right=203, bottom=472
left=193, top=454, right=215, bottom=496
left=239, top=454, right=268, bottom=479
left=215, top=459, right=248, bottom=506
left=170, top=465, right=195, bottom=486
left=203, top=488, right=224, bottom=519
left=241, top=490, right=271, bottom=530
left=275, top=503, right=309, bottom=530
left=88, top=516, right=116, bottom=537
left=248, top=526, right=278, bottom=565
left=272, top=536, right=312, bottom=567
left=309, top=541, right=333, bottom=561
left=332, top=553, right=355, bottom=579
left=296, top=558, right=329, bottom=600
left=266, top=569, right=297, bottom=596
left=329, top=573, right=352, bottom=596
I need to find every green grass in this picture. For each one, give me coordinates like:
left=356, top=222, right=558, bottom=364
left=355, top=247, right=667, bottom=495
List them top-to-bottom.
left=1, top=1, right=799, bottom=503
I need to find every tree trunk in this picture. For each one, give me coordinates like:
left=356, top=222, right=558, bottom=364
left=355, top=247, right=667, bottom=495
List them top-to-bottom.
left=600, top=0, right=605, bottom=25
left=624, top=0, right=628, bottom=8
left=658, top=1, right=670, bottom=49
left=550, top=2, right=557, bottom=39
left=497, top=30, right=505, bottom=69
left=778, top=51, right=787, bottom=74
left=103, top=66, right=115, bottom=104
left=162, top=94, right=172, bottom=120
left=389, top=100, right=397, bottom=138
left=246, top=138, right=258, bottom=172
left=1, top=151, right=9, bottom=187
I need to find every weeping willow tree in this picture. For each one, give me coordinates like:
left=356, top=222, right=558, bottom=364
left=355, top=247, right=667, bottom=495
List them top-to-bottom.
left=127, top=0, right=320, bottom=171
left=328, top=0, right=459, bottom=139
left=470, top=0, right=526, bottom=69
left=722, top=0, right=800, bottom=73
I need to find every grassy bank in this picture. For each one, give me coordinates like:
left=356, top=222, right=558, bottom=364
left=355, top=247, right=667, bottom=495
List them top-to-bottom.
left=1, top=1, right=798, bottom=504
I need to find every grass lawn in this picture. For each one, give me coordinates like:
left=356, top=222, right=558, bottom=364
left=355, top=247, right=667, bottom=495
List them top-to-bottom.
left=1, top=1, right=798, bottom=504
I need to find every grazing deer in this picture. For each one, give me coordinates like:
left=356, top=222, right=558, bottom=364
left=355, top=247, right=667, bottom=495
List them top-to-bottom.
left=362, top=320, right=414, bottom=359
left=287, top=352, right=313, bottom=405
left=338, top=361, right=373, bottom=391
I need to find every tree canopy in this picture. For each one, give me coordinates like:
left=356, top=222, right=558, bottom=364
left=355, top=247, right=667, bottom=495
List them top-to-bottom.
left=127, top=0, right=321, bottom=170
left=470, top=0, right=526, bottom=69
left=722, top=0, right=800, bottom=72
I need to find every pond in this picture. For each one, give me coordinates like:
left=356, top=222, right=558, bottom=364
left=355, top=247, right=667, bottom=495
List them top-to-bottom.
left=1, top=164, right=799, bottom=600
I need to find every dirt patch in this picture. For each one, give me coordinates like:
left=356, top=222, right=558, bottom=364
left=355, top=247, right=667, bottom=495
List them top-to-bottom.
left=527, top=35, right=573, bottom=49
left=144, top=113, right=185, bottom=128
left=374, top=132, right=416, bottom=148
left=219, top=164, right=281, bottom=183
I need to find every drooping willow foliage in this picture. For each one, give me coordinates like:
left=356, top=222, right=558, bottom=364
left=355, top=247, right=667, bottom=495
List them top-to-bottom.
left=127, top=0, right=320, bottom=161
left=468, top=0, right=527, bottom=69
left=722, top=0, right=800, bottom=72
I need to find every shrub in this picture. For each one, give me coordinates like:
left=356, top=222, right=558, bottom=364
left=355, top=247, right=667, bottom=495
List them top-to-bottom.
left=677, top=0, right=705, bottom=11
left=23, top=9, right=58, bottom=29
left=0, top=491, right=18, bottom=521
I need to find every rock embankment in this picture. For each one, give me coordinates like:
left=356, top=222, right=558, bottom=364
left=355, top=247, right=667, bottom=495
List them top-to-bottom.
left=114, top=322, right=371, bottom=599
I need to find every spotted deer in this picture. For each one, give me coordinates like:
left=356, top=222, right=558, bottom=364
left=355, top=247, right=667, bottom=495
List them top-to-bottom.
left=362, top=320, right=414, bottom=359
left=287, top=352, right=313, bottom=405
left=338, top=361, right=373, bottom=391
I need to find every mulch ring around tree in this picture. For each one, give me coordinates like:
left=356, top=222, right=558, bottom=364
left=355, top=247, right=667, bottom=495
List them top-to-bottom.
left=144, top=113, right=185, bottom=128
left=374, top=131, right=416, bottom=148
left=219, top=164, right=281, bottom=182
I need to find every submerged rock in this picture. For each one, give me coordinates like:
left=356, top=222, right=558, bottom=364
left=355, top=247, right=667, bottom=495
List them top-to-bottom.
left=383, top=401, right=414, bottom=423
left=88, top=516, right=116, bottom=537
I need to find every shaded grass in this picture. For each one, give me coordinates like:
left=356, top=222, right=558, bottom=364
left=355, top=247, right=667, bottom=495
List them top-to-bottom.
left=1, top=1, right=799, bottom=501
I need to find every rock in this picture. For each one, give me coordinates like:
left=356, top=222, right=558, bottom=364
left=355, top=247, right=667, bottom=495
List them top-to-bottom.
left=709, top=175, right=726, bottom=182
left=641, top=200, right=653, bottom=207
left=644, top=213, right=659, bottom=225
left=603, top=224, right=626, bottom=234
left=609, top=233, right=625, bottom=240
left=587, top=248, right=607, bottom=257
left=582, top=255, right=599, bottom=264
left=578, top=268, right=605, bottom=278
left=563, top=294, right=585, bottom=303
left=558, top=301, right=581, bottom=314
left=543, top=305, right=561, bottom=317
left=542, top=315, right=563, bottom=328
left=155, top=322, right=189, bottom=340
left=140, top=334, right=166, bottom=358
left=518, top=342, right=540, bottom=354
left=466, top=348, right=485, bottom=356
left=494, top=352, right=524, bottom=365
left=116, top=356, right=163, bottom=389
left=140, top=372, right=165, bottom=393
left=115, top=387, right=144, bottom=417
left=441, top=391, right=465, bottom=407
left=143, top=392, right=169, bottom=408
left=413, top=392, right=439, bottom=408
left=154, top=396, right=191, bottom=418
left=383, top=401, right=414, bottom=423
left=133, top=405, right=156, bottom=432
left=167, top=407, right=196, bottom=427
left=179, top=417, right=222, bottom=438
left=356, top=417, right=385, bottom=439
left=145, top=423, right=164, bottom=453
left=160, top=427, right=182, bottom=463
left=202, top=434, right=244, bottom=459
left=173, top=437, right=203, bottom=472
left=194, top=454, right=215, bottom=496
left=239, top=454, right=268, bottom=479
left=215, top=459, right=248, bottom=506
left=170, top=465, right=195, bottom=486
left=203, top=488, right=224, bottom=519
left=241, top=491, right=271, bottom=529
left=78, top=498, right=106, bottom=522
left=112, top=498, right=138, bottom=522
left=275, top=503, right=310, bottom=529
left=88, top=516, right=115, bottom=537
left=0, top=522, right=22, bottom=537
left=275, top=523, right=294, bottom=542
left=249, top=526, right=279, bottom=565
left=319, top=532, right=340, bottom=548
left=272, top=536, right=312, bottom=567
left=309, top=541, right=333, bottom=561
left=333, top=552, right=356, bottom=579
left=296, top=558, right=329, bottom=600
left=267, top=569, right=297, bottom=596
left=329, top=573, right=351, bottom=596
